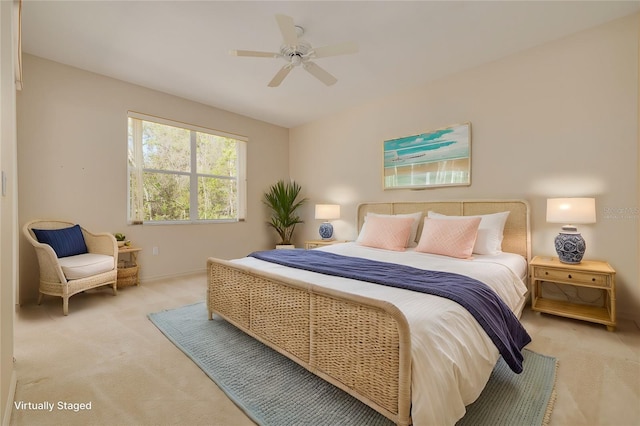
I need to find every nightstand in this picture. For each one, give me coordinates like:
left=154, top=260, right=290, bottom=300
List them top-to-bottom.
left=304, top=240, right=348, bottom=249
left=117, top=246, right=142, bottom=288
left=529, top=256, right=616, bottom=331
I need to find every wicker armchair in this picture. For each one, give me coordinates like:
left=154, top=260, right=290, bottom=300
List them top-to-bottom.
left=23, top=220, right=118, bottom=315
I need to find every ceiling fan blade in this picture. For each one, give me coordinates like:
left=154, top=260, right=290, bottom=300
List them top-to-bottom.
left=275, top=14, right=298, bottom=46
left=311, top=42, right=359, bottom=59
left=230, top=50, right=280, bottom=58
left=303, top=61, right=337, bottom=86
left=268, top=65, right=293, bottom=87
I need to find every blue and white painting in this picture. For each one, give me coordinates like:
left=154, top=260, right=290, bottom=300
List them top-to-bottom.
left=383, top=122, right=471, bottom=189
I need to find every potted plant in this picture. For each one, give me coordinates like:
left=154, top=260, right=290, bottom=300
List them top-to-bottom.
left=263, top=180, right=307, bottom=248
left=114, top=233, right=126, bottom=247
left=114, top=233, right=131, bottom=248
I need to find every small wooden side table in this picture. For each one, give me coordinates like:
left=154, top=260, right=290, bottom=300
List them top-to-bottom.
left=304, top=240, right=349, bottom=249
left=117, top=246, right=142, bottom=287
left=529, top=256, right=616, bottom=331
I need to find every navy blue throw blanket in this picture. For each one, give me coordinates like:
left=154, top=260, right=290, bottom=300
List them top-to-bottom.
left=249, top=249, right=531, bottom=373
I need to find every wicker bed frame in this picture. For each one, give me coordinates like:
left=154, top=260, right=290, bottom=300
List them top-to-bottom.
left=207, top=200, right=530, bottom=425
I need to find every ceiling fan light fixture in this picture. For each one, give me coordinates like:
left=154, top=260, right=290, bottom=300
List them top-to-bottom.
left=231, top=14, right=357, bottom=87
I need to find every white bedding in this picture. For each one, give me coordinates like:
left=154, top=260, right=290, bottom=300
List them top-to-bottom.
left=233, top=242, right=529, bottom=425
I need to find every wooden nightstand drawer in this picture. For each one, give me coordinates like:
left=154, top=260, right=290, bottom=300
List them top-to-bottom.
left=304, top=240, right=349, bottom=249
left=533, top=267, right=610, bottom=288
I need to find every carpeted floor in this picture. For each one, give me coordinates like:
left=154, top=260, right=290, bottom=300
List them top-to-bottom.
left=10, top=274, right=640, bottom=425
left=149, top=301, right=557, bottom=426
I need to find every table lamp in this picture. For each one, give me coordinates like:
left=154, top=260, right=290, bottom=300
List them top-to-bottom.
left=546, top=198, right=596, bottom=264
left=315, top=204, right=340, bottom=240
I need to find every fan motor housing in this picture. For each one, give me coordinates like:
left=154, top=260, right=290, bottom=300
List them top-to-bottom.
left=280, top=40, right=312, bottom=61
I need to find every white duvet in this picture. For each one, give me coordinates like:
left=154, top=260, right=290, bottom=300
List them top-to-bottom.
left=233, top=243, right=529, bottom=425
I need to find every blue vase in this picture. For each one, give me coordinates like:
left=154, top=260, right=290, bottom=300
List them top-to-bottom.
left=319, top=222, right=334, bottom=240
left=554, top=229, right=586, bottom=264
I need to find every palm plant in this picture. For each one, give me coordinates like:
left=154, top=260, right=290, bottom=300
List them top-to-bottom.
left=263, top=180, right=307, bottom=245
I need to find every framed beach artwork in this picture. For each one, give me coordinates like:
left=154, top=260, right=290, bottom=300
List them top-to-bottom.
left=383, top=122, right=471, bottom=190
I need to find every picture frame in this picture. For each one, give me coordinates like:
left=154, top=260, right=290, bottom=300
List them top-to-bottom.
left=383, top=122, right=471, bottom=190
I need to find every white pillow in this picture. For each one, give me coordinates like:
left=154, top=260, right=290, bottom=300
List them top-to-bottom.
left=357, top=211, right=423, bottom=247
left=426, top=211, right=510, bottom=255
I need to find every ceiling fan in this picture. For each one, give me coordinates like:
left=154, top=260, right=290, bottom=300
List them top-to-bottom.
left=230, top=14, right=358, bottom=87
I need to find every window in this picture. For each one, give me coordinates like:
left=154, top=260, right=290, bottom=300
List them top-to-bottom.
left=128, top=112, right=247, bottom=224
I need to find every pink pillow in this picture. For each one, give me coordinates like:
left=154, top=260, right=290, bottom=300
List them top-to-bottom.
left=357, top=215, right=414, bottom=252
left=415, top=217, right=481, bottom=259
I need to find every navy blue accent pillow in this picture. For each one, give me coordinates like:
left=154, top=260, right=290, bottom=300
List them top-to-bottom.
left=33, top=224, right=88, bottom=258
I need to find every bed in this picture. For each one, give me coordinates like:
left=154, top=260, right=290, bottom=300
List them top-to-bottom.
left=207, top=200, right=531, bottom=425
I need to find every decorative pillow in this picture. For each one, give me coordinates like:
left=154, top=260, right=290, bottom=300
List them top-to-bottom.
left=357, top=211, right=422, bottom=247
left=427, top=211, right=510, bottom=255
left=357, top=215, right=415, bottom=252
left=415, top=217, right=481, bottom=259
left=32, top=224, right=88, bottom=258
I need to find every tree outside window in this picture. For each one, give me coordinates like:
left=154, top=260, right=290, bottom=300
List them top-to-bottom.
left=128, top=112, right=247, bottom=223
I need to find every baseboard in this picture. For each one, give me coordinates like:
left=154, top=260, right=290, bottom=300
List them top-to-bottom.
left=140, top=268, right=206, bottom=284
left=616, top=308, right=640, bottom=328
left=2, top=370, right=17, bottom=426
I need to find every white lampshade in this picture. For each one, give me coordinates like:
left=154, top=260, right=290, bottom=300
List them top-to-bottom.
left=546, top=198, right=596, bottom=224
left=315, top=204, right=340, bottom=221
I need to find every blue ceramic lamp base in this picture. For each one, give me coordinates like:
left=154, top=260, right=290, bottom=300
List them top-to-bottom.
left=319, top=222, right=334, bottom=240
left=555, top=226, right=586, bottom=264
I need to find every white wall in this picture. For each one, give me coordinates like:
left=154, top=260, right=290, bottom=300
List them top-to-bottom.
left=290, top=14, right=639, bottom=321
left=17, top=55, right=290, bottom=303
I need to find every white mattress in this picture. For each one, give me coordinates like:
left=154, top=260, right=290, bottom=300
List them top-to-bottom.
left=233, top=243, right=529, bottom=425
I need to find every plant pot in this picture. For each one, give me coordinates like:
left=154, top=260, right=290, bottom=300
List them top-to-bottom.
left=275, top=244, right=295, bottom=249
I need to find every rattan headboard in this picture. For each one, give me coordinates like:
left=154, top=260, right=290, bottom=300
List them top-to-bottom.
left=357, top=200, right=530, bottom=261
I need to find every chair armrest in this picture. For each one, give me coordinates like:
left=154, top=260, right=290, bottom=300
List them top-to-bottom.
left=82, top=230, right=118, bottom=265
left=30, top=241, right=68, bottom=284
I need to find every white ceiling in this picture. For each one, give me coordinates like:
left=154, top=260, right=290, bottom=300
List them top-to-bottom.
left=21, top=1, right=640, bottom=128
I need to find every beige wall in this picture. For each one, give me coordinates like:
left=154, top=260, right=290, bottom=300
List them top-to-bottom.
left=1, top=0, right=18, bottom=422
left=13, top=15, right=640, bottom=320
left=291, top=15, right=639, bottom=321
left=17, top=55, right=290, bottom=303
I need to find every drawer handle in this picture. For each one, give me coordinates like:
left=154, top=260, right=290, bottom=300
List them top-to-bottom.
left=544, top=271, right=549, bottom=275
left=567, top=274, right=572, bottom=279
left=592, top=278, right=596, bottom=282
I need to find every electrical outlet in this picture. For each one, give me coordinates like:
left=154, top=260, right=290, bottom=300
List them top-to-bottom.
left=152, top=246, right=159, bottom=256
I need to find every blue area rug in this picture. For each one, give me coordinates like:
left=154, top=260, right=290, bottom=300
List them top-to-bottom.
left=149, top=302, right=557, bottom=426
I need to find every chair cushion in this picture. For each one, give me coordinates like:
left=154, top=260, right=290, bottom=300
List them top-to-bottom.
left=32, top=225, right=88, bottom=258
left=58, top=253, right=114, bottom=280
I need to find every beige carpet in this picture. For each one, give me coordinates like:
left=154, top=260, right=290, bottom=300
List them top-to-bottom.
left=10, top=273, right=640, bottom=425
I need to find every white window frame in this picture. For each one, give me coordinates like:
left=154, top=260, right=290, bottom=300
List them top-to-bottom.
left=127, top=111, right=247, bottom=224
